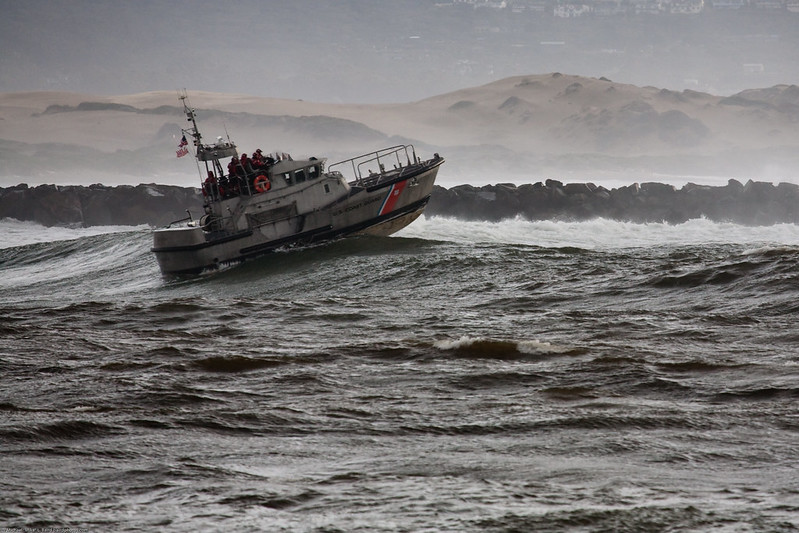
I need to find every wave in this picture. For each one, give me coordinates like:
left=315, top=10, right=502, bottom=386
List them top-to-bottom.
left=5, top=214, right=798, bottom=256
left=2, top=215, right=799, bottom=304
left=399, top=215, right=799, bottom=249
left=0, top=218, right=148, bottom=249
left=0, top=228, right=159, bottom=300
left=643, top=245, right=799, bottom=290
left=433, top=335, right=578, bottom=360
left=340, top=336, right=582, bottom=364
left=192, top=355, right=287, bottom=373
left=711, top=386, right=799, bottom=402
left=0, top=419, right=124, bottom=443
left=216, top=491, right=321, bottom=511
left=475, top=504, right=714, bottom=532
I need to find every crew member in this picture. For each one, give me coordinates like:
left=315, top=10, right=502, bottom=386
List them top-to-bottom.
left=240, top=153, right=253, bottom=174
left=227, top=156, right=241, bottom=177
left=203, top=171, right=218, bottom=199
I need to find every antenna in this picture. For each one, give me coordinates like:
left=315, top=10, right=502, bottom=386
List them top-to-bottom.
left=177, top=89, right=203, bottom=179
left=179, top=90, right=202, bottom=146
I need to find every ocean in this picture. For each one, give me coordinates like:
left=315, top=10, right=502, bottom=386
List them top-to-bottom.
left=1, top=214, right=799, bottom=532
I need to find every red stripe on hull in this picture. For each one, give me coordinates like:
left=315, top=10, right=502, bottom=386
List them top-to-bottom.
left=378, top=180, right=408, bottom=216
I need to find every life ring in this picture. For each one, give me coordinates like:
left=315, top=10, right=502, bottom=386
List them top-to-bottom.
left=254, top=175, right=271, bottom=193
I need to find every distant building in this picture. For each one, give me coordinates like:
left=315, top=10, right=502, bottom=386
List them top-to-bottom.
left=445, top=0, right=796, bottom=14
left=453, top=0, right=508, bottom=7
left=509, top=0, right=550, bottom=12
left=593, top=0, right=628, bottom=16
left=631, top=0, right=664, bottom=14
left=669, top=0, right=705, bottom=13
left=710, top=0, right=746, bottom=9
left=752, top=0, right=785, bottom=9
left=554, top=2, right=593, bottom=16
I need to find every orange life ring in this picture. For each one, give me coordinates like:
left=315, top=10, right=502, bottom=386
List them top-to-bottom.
left=254, top=175, right=271, bottom=193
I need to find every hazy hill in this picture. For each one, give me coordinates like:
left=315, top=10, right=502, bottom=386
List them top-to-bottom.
left=1, top=73, right=798, bottom=187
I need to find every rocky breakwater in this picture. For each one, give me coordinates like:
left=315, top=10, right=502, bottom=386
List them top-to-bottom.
left=3, top=179, right=799, bottom=228
left=427, top=179, right=799, bottom=226
left=0, top=183, right=203, bottom=227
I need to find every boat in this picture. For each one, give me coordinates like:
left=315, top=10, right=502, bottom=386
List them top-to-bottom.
left=152, top=94, right=444, bottom=275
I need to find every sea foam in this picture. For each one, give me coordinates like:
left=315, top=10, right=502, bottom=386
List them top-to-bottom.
left=398, top=215, right=799, bottom=249
left=0, top=218, right=147, bottom=250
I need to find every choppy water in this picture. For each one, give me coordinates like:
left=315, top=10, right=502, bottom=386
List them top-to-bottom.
left=2, top=215, right=799, bottom=532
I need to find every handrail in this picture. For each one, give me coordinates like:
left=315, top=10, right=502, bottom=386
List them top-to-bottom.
left=327, top=144, right=418, bottom=185
left=167, top=215, right=192, bottom=228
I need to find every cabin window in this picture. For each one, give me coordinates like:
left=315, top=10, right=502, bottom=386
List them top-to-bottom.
left=308, top=165, right=320, bottom=180
left=295, top=169, right=306, bottom=183
left=283, top=172, right=292, bottom=185
left=324, top=184, right=331, bottom=194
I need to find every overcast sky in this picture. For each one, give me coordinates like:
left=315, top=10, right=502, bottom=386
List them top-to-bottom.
left=1, top=0, right=798, bottom=102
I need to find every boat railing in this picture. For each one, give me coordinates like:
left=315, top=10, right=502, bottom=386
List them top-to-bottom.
left=327, top=145, right=419, bottom=186
left=166, top=210, right=194, bottom=228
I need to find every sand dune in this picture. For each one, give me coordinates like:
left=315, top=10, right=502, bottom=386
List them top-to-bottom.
left=1, top=73, right=798, bottom=187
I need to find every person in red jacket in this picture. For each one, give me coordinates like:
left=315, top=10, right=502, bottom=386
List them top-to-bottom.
left=240, top=153, right=253, bottom=174
left=227, top=156, right=241, bottom=177
left=203, top=170, right=218, bottom=199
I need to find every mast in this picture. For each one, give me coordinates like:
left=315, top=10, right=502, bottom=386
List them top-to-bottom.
left=178, top=90, right=237, bottom=163
left=179, top=90, right=202, bottom=150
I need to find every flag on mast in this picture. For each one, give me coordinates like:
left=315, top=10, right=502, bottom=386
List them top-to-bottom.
left=176, top=134, right=189, bottom=158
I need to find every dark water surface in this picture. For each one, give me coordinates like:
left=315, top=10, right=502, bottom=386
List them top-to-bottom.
left=2, top=217, right=799, bottom=532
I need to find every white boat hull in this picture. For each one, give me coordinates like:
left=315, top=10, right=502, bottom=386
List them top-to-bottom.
left=152, top=159, right=442, bottom=274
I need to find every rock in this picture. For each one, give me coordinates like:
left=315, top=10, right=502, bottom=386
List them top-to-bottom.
left=3, top=180, right=799, bottom=228
left=426, top=180, right=799, bottom=226
left=0, top=183, right=203, bottom=227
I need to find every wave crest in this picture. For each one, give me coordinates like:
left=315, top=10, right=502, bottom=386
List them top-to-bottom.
left=434, top=336, right=575, bottom=360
